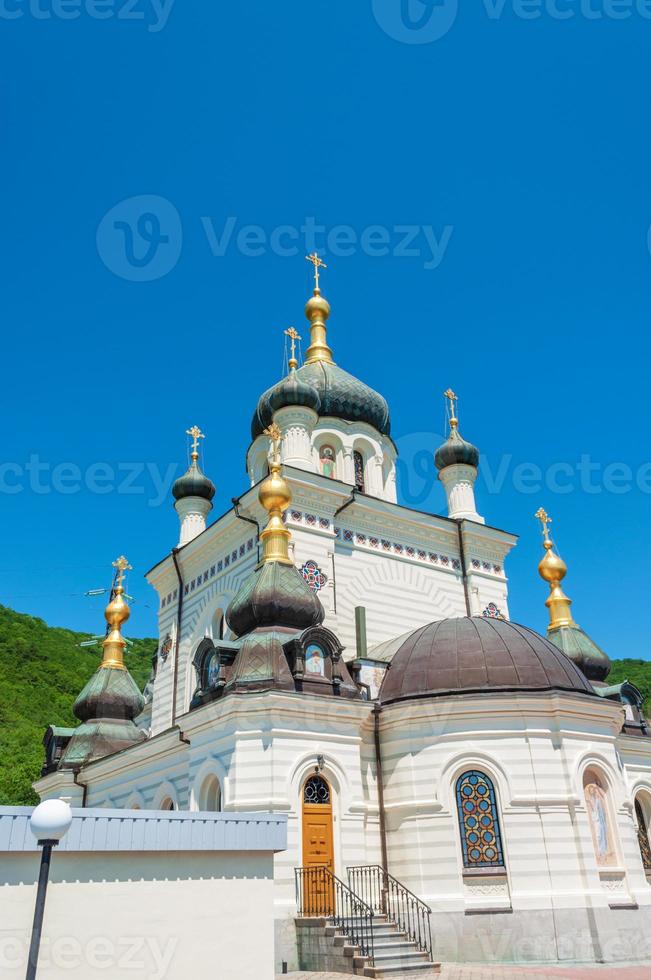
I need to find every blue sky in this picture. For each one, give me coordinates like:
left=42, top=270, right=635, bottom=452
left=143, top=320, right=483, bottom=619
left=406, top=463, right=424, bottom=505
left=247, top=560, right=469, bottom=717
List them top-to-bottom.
left=2, top=2, right=650, bottom=660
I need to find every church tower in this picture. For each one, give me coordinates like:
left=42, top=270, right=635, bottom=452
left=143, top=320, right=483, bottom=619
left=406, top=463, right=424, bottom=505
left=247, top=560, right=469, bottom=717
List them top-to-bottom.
left=434, top=388, right=483, bottom=523
left=172, top=425, right=216, bottom=546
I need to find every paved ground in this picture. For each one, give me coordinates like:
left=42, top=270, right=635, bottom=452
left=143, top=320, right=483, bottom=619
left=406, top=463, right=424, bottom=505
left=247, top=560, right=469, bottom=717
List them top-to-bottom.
left=280, top=965, right=651, bottom=980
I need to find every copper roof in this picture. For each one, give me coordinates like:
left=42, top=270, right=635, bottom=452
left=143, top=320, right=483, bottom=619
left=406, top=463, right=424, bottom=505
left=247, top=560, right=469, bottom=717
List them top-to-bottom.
left=379, top=617, right=595, bottom=704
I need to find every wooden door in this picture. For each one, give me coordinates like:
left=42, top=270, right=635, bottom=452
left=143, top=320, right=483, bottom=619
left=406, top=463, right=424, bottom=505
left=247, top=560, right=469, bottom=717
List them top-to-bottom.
left=302, top=775, right=334, bottom=914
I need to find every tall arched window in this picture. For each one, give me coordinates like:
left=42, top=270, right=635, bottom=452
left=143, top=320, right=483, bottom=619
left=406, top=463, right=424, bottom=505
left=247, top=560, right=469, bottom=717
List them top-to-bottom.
left=353, top=450, right=365, bottom=493
left=583, top=769, right=618, bottom=867
left=456, top=770, right=505, bottom=869
left=635, top=796, right=651, bottom=873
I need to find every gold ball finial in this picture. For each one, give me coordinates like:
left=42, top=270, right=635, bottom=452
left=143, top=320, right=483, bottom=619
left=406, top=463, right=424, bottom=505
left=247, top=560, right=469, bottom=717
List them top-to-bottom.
left=304, top=254, right=334, bottom=365
left=258, top=425, right=292, bottom=565
left=534, top=509, right=575, bottom=630
left=101, top=556, right=132, bottom=670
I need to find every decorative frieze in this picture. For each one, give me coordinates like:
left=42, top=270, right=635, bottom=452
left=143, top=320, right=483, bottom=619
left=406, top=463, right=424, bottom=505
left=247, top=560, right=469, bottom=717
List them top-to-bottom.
left=160, top=536, right=256, bottom=608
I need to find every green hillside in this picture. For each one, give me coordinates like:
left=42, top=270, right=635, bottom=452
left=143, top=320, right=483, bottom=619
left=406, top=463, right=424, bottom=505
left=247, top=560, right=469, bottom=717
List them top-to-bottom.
left=0, top=605, right=156, bottom=806
left=0, top=606, right=650, bottom=808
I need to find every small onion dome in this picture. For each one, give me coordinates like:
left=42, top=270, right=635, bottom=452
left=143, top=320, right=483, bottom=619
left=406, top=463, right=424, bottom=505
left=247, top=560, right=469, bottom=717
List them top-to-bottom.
left=267, top=368, right=321, bottom=416
left=434, top=425, right=480, bottom=471
left=172, top=459, right=216, bottom=503
left=226, top=561, right=324, bottom=639
left=378, top=616, right=595, bottom=705
left=546, top=625, right=611, bottom=683
left=73, top=667, right=145, bottom=723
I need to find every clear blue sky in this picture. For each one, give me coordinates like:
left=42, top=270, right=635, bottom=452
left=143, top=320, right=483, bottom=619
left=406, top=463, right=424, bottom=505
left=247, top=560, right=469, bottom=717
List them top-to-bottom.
left=2, top=2, right=649, bottom=660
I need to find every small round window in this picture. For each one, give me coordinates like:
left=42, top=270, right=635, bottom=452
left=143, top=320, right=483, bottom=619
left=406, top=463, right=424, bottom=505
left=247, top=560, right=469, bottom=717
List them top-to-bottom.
left=305, top=643, right=326, bottom=677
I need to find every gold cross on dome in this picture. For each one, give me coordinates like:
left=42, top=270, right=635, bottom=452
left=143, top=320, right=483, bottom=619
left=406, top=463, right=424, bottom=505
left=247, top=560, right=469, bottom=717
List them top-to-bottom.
left=305, top=252, right=327, bottom=291
left=284, top=327, right=301, bottom=363
left=443, top=388, right=458, bottom=422
left=264, top=422, right=282, bottom=462
left=186, top=425, right=205, bottom=457
left=535, top=507, right=552, bottom=541
left=112, top=556, right=132, bottom=589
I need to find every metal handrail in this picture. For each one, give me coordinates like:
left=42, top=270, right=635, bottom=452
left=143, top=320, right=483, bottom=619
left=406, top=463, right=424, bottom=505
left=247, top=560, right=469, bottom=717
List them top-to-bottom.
left=347, top=865, right=432, bottom=959
left=295, top=866, right=375, bottom=963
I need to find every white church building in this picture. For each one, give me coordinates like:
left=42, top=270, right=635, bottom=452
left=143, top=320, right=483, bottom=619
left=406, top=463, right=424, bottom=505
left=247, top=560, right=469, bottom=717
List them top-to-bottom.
left=34, top=262, right=651, bottom=971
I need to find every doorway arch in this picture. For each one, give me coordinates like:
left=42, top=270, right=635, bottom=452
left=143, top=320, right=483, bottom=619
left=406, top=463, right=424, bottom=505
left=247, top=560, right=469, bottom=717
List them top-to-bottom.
left=302, top=774, right=334, bottom=873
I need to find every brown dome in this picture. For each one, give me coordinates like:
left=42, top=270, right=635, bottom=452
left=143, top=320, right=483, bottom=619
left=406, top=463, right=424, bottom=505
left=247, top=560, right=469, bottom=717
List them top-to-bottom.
left=379, top=617, right=595, bottom=704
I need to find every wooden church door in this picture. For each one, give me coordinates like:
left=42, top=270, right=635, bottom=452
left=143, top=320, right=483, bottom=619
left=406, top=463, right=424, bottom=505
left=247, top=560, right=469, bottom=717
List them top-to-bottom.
left=302, top=775, right=334, bottom=912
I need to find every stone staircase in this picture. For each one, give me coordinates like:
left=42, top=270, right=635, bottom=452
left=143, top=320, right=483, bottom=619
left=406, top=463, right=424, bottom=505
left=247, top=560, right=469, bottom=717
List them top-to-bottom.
left=295, top=914, right=440, bottom=978
left=357, top=914, right=440, bottom=977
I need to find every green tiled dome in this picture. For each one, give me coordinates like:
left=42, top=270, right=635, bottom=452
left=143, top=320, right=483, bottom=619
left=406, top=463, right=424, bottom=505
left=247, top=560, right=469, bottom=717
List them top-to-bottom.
left=252, top=360, right=391, bottom=440
left=435, top=426, right=480, bottom=471
left=172, top=460, right=216, bottom=502
left=226, top=561, right=324, bottom=638
left=547, top=624, right=611, bottom=683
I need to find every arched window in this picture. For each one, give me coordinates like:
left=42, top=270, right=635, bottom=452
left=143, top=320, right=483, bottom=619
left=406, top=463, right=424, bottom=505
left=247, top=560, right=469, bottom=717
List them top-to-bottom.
left=319, top=445, right=337, bottom=479
left=353, top=450, right=365, bottom=492
left=583, top=769, right=618, bottom=867
left=455, top=770, right=505, bottom=869
left=200, top=774, right=222, bottom=812
left=304, top=775, right=331, bottom=805
left=635, top=796, right=651, bottom=873
left=161, top=797, right=176, bottom=811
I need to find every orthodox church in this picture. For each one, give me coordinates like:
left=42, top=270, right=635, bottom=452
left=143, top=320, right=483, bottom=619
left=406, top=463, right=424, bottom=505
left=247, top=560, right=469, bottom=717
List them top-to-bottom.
left=36, top=259, right=651, bottom=968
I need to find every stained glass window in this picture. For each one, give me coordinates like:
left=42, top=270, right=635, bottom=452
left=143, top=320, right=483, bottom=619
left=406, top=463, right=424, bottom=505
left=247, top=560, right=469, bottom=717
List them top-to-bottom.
left=353, top=451, right=365, bottom=492
left=456, top=770, right=505, bottom=869
left=304, top=775, right=330, bottom=805
left=635, top=798, right=651, bottom=872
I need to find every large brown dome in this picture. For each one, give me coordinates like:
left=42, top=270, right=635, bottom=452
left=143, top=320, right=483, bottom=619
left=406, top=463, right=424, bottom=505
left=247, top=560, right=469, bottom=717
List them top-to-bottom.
left=379, top=617, right=595, bottom=704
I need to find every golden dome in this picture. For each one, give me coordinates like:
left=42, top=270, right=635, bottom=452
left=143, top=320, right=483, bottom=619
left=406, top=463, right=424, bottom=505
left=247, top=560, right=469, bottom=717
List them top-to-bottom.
left=259, top=465, right=292, bottom=515
left=534, top=510, right=576, bottom=631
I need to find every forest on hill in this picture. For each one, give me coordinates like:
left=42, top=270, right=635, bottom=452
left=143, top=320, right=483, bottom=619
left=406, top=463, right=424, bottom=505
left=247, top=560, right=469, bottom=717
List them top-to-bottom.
left=0, top=605, right=649, bottom=807
left=0, top=605, right=155, bottom=806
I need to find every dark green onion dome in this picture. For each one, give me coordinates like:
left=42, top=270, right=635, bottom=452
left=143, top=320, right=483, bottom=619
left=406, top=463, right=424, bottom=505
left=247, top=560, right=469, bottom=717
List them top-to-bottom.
left=252, top=360, right=391, bottom=440
left=267, top=367, right=322, bottom=417
left=435, top=424, right=480, bottom=471
left=172, top=458, right=216, bottom=502
left=226, top=560, right=324, bottom=638
left=379, top=616, right=596, bottom=705
left=546, top=625, right=612, bottom=683
left=72, top=667, right=145, bottom=723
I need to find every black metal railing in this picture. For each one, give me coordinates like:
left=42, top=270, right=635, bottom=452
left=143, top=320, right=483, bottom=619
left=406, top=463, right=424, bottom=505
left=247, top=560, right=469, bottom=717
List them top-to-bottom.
left=347, top=865, right=432, bottom=960
left=295, top=866, right=375, bottom=963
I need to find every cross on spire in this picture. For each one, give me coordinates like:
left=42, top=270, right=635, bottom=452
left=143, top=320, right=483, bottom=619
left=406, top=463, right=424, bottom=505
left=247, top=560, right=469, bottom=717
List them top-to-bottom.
left=306, top=252, right=327, bottom=292
left=284, top=327, right=301, bottom=369
left=443, top=388, right=458, bottom=426
left=186, top=425, right=205, bottom=460
left=535, top=507, right=552, bottom=542
left=112, top=556, right=132, bottom=590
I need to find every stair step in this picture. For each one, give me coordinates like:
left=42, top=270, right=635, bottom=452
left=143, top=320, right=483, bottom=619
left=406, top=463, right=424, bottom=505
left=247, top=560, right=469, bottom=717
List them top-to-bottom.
left=374, top=941, right=419, bottom=951
left=373, top=953, right=431, bottom=964
left=364, top=963, right=440, bottom=978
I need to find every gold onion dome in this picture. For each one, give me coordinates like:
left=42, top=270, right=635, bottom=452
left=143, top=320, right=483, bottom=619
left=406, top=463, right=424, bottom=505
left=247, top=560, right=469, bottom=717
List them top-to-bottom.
left=251, top=257, right=390, bottom=439
left=434, top=389, right=480, bottom=471
left=172, top=426, right=216, bottom=502
left=534, top=509, right=611, bottom=683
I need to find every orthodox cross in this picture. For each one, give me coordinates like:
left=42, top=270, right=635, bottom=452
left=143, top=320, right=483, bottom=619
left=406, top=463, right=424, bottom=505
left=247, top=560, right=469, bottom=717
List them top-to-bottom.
left=305, top=252, right=327, bottom=291
left=284, top=327, right=301, bottom=367
left=443, top=388, right=458, bottom=423
left=264, top=422, right=282, bottom=463
left=186, top=425, right=205, bottom=460
left=535, top=507, right=552, bottom=541
left=112, top=556, right=132, bottom=589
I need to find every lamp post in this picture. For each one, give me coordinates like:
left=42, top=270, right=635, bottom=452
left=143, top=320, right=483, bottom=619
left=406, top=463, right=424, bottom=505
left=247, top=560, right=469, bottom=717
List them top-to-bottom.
left=26, top=799, right=73, bottom=980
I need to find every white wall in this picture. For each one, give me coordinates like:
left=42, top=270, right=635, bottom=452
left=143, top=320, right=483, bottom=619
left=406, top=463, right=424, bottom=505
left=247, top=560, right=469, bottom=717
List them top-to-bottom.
left=0, top=851, right=274, bottom=980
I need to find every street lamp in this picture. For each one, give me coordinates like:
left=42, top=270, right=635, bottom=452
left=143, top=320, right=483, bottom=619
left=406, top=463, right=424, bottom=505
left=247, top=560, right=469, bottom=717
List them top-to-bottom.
left=26, top=799, right=73, bottom=980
